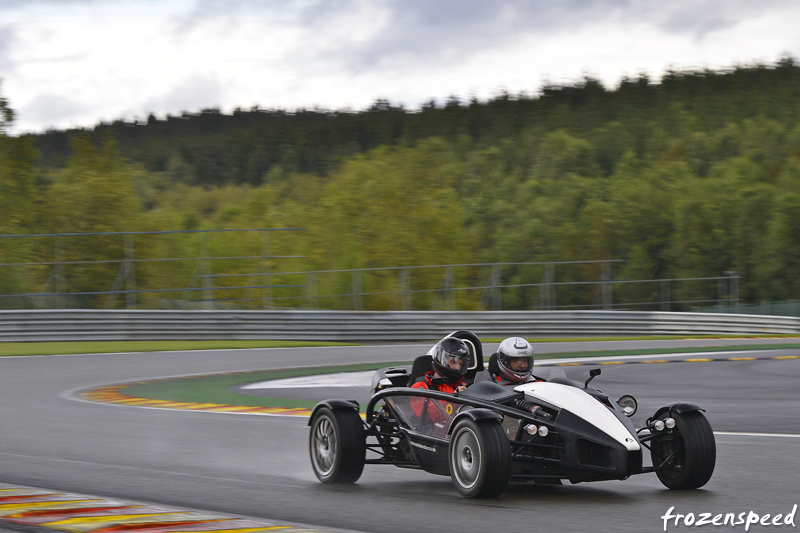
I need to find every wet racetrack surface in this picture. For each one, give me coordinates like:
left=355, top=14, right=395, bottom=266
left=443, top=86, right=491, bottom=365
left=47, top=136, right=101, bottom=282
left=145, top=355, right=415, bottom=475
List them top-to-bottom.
left=0, top=339, right=798, bottom=533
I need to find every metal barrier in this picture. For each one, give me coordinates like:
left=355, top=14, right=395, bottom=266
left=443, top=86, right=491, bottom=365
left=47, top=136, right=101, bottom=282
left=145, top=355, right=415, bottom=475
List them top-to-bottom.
left=1, top=309, right=797, bottom=342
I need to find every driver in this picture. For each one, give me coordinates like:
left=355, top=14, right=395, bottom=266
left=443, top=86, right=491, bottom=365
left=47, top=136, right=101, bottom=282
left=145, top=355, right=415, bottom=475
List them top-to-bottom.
left=409, top=337, right=470, bottom=430
left=412, top=337, right=470, bottom=393
left=492, top=337, right=540, bottom=385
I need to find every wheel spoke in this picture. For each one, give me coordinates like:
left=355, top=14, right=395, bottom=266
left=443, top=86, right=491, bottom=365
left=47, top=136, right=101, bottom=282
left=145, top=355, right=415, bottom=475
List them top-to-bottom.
left=309, top=408, right=366, bottom=484
left=313, top=416, right=336, bottom=475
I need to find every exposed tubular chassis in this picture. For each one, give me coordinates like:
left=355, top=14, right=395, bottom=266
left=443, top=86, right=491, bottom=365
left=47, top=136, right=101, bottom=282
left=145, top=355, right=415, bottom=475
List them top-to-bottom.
left=309, top=367, right=716, bottom=498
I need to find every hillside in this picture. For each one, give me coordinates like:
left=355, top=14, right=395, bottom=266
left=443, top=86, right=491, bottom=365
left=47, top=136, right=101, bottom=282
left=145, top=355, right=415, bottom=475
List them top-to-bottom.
left=2, top=59, right=800, bottom=310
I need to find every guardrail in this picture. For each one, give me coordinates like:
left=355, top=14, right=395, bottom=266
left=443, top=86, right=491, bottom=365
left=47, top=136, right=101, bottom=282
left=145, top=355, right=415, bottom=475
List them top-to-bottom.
left=1, top=309, right=798, bottom=342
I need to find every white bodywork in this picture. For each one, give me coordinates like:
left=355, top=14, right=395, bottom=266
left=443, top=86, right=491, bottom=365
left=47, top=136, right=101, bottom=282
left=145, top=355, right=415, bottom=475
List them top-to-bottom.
left=515, top=382, right=640, bottom=452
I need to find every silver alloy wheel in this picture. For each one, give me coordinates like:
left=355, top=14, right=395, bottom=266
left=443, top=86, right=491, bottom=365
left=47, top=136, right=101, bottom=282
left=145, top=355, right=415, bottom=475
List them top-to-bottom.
left=312, top=415, right=336, bottom=477
left=451, top=426, right=482, bottom=490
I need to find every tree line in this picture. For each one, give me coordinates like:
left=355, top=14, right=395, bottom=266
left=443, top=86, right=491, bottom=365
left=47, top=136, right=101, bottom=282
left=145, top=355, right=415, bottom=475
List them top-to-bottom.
left=1, top=58, right=800, bottom=310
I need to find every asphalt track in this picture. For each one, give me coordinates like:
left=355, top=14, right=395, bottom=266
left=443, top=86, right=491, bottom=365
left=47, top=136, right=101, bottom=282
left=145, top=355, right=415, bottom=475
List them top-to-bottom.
left=0, top=338, right=799, bottom=533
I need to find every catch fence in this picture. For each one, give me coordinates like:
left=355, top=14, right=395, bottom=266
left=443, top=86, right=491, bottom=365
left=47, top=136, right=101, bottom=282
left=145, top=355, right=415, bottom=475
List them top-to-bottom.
left=0, top=230, right=742, bottom=312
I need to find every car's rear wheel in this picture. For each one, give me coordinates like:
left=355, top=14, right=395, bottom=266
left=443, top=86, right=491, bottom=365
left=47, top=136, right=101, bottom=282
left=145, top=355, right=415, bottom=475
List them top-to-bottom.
left=309, top=407, right=366, bottom=483
left=650, top=410, right=716, bottom=490
left=448, top=418, right=510, bottom=498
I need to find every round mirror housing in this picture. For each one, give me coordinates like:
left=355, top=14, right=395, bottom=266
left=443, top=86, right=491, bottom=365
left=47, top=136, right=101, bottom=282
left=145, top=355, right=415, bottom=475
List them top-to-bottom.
left=616, top=395, right=638, bottom=417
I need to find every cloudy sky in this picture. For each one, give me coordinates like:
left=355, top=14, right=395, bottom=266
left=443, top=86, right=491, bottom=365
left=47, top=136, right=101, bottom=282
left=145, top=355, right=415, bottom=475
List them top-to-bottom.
left=2, top=0, right=800, bottom=134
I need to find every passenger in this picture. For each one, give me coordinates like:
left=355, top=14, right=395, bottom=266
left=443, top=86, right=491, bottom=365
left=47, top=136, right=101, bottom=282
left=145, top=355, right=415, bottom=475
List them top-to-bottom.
left=492, top=337, right=541, bottom=386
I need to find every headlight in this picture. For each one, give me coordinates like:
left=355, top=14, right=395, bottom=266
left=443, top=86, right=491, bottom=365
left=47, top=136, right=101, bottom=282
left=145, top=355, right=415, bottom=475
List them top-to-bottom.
left=617, top=395, right=638, bottom=417
left=524, top=424, right=549, bottom=437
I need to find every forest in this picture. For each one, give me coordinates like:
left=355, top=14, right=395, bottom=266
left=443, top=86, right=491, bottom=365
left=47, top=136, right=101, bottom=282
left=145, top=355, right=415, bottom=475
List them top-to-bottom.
left=1, top=58, right=800, bottom=311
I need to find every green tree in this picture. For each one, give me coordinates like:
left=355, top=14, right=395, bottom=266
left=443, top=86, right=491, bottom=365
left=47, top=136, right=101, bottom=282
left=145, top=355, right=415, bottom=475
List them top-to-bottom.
left=0, top=85, right=41, bottom=306
left=35, top=136, right=142, bottom=306
left=307, top=139, right=472, bottom=309
left=760, top=191, right=800, bottom=299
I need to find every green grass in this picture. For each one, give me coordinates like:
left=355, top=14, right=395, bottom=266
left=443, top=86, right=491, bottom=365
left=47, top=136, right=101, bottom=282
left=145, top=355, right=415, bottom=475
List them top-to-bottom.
left=3, top=334, right=799, bottom=357
left=483, top=334, right=800, bottom=343
left=0, top=340, right=354, bottom=357
left=112, top=341, right=800, bottom=408
left=535, top=342, right=800, bottom=359
left=121, top=362, right=408, bottom=409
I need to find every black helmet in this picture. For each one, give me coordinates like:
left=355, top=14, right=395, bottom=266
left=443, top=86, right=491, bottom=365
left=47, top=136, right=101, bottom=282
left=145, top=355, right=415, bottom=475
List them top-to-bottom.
left=431, top=337, right=471, bottom=384
left=496, top=337, right=535, bottom=383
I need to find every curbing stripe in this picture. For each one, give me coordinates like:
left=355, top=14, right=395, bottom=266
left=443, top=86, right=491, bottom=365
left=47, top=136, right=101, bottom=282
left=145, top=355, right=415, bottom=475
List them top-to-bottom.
left=76, top=354, right=798, bottom=416
left=553, top=354, right=798, bottom=367
left=0, top=485, right=348, bottom=533
left=0, top=501, right=102, bottom=515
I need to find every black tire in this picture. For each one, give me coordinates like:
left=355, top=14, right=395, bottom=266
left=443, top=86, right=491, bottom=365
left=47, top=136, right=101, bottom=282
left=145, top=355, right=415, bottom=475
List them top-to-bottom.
left=309, top=407, right=366, bottom=484
left=651, top=410, right=716, bottom=490
left=448, top=418, right=510, bottom=498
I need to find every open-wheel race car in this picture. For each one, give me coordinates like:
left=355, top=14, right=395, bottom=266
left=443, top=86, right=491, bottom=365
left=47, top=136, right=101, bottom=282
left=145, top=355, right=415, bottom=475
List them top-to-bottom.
left=308, top=331, right=716, bottom=498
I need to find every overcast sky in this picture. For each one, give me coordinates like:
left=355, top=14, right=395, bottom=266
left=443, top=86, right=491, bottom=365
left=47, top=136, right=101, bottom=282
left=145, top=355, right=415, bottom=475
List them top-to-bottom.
left=2, top=0, right=800, bottom=134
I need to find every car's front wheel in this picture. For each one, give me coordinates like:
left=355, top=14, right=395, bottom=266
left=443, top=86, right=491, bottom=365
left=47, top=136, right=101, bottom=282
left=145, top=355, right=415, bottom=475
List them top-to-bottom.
left=309, top=407, right=366, bottom=483
left=650, top=410, right=716, bottom=490
left=448, top=418, right=510, bottom=498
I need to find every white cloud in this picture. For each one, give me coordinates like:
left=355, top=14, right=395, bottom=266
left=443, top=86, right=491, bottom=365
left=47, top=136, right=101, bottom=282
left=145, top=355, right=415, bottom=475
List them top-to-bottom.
left=2, top=0, right=800, bottom=133
left=142, top=73, right=223, bottom=117
left=19, top=93, right=87, bottom=130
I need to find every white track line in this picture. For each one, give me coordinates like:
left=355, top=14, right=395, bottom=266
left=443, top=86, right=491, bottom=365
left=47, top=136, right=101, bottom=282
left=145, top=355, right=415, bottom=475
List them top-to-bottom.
left=714, top=431, right=800, bottom=438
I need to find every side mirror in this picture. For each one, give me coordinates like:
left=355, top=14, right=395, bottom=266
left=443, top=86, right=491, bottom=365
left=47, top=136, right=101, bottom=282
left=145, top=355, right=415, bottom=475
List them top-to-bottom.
left=584, top=368, right=601, bottom=388
left=617, top=395, right=638, bottom=417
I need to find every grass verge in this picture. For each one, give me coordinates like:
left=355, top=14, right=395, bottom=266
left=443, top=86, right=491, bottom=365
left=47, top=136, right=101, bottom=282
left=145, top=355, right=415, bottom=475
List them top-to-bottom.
left=3, top=334, right=799, bottom=357
left=0, top=340, right=354, bottom=357
left=101, top=342, right=800, bottom=409
left=536, top=342, right=800, bottom=359
left=120, top=362, right=408, bottom=409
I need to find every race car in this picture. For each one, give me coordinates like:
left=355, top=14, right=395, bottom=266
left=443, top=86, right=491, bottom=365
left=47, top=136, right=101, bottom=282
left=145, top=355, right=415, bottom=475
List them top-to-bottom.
left=308, top=331, right=716, bottom=498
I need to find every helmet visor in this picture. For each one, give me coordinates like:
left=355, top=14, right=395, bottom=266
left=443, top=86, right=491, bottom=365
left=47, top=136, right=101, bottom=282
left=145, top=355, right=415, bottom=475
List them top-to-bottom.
left=432, top=337, right=471, bottom=382
left=499, top=353, right=533, bottom=373
left=445, top=355, right=469, bottom=373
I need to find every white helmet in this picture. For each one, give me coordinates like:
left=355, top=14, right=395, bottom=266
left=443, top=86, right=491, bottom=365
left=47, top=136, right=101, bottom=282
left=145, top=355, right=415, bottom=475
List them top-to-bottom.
left=496, top=337, right=535, bottom=383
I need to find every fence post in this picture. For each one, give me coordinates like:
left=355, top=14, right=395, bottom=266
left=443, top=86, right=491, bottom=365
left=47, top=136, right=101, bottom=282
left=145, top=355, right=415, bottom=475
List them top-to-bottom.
left=262, top=231, right=271, bottom=309
left=125, top=233, right=136, bottom=309
left=202, top=233, right=212, bottom=309
left=55, top=236, right=65, bottom=309
left=601, top=261, right=613, bottom=310
left=483, top=264, right=502, bottom=310
left=539, top=264, right=556, bottom=310
left=446, top=267, right=455, bottom=310
left=399, top=268, right=411, bottom=311
left=352, top=271, right=363, bottom=310
left=724, top=271, right=741, bottom=313
left=307, top=272, right=317, bottom=309
left=661, top=280, right=671, bottom=311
